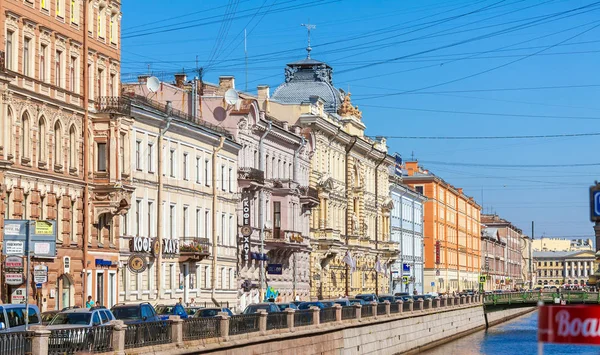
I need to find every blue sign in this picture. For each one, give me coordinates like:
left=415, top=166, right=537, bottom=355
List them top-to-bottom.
left=593, top=191, right=600, bottom=218
left=3, top=220, right=57, bottom=258
left=251, top=253, right=269, bottom=261
left=95, top=259, right=113, bottom=267
left=403, top=263, right=411, bottom=275
left=267, top=264, right=283, bottom=275
left=431, top=282, right=435, bottom=287
left=36, top=283, right=42, bottom=289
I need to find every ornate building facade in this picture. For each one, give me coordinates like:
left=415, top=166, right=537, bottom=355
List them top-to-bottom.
left=0, top=0, right=128, bottom=309
left=262, top=57, right=397, bottom=299
left=481, top=214, right=525, bottom=289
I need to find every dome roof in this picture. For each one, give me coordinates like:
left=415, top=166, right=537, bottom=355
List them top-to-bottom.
left=271, top=58, right=343, bottom=113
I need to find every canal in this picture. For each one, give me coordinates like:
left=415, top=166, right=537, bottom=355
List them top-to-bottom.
left=422, top=311, right=600, bottom=355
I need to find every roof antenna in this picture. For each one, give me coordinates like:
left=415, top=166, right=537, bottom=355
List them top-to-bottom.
left=300, top=20, right=316, bottom=59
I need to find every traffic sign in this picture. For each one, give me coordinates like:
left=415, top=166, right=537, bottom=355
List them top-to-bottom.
left=591, top=184, right=600, bottom=221
left=479, top=275, right=487, bottom=284
left=35, top=283, right=42, bottom=289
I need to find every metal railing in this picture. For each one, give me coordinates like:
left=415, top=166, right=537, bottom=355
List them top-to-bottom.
left=95, top=96, right=132, bottom=115
left=238, top=167, right=265, bottom=184
left=179, top=237, right=211, bottom=255
left=403, top=301, right=412, bottom=312
left=390, top=302, right=400, bottom=314
left=377, top=304, right=387, bottom=316
left=361, top=305, right=374, bottom=318
left=341, top=306, right=356, bottom=320
left=320, top=307, right=337, bottom=323
left=294, top=310, right=313, bottom=327
left=266, top=312, right=288, bottom=330
left=229, top=314, right=260, bottom=336
left=183, top=317, right=220, bottom=340
left=124, top=321, right=172, bottom=349
left=48, top=326, right=113, bottom=354
left=0, top=331, right=32, bottom=355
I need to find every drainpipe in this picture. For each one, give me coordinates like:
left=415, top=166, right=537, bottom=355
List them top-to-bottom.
left=82, top=1, right=90, bottom=306
left=156, top=104, right=173, bottom=300
left=258, top=121, right=272, bottom=302
left=211, top=135, right=226, bottom=306
left=292, top=136, right=306, bottom=300
left=344, top=136, right=358, bottom=297
left=373, top=149, right=386, bottom=296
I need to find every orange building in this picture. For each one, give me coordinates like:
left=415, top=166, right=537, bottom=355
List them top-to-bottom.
left=403, top=162, right=481, bottom=293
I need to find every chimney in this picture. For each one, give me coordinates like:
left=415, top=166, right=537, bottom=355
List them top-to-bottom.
left=174, top=73, right=187, bottom=88
left=138, top=75, right=150, bottom=84
left=219, top=76, right=235, bottom=91
left=257, top=85, right=270, bottom=100
left=282, top=121, right=289, bottom=130
left=458, top=188, right=463, bottom=195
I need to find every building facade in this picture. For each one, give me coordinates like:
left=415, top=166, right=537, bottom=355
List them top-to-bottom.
left=0, top=0, right=128, bottom=309
left=261, top=57, right=397, bottom=299
left=200, top=77, right=314, bottom=308
left=115, top=79, right=241, bottom=308
left=403, top=161, right=481, bottom=294
left=389, top=171, right=425, bottom=295
left=481, top=214, right=524, bottom=288
left=481, top=228, right=507, bottom=291
left=521, top=235, right=535, bottom=289
left=532, top=237, right=594, bottom=252
left=534, top=250, right=595, bottom=287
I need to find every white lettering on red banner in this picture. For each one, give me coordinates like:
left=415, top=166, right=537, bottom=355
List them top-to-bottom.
left=539, top=305, right=600, bottom=345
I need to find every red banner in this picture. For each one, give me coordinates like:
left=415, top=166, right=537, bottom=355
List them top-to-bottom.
left=539, top=305, right=600, bottom=345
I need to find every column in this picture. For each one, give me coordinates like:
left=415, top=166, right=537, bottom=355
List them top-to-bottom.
left=578, top=261, right=582, bottom=278
left=563, top=262, right=568, bottom=280
left=571, top=262, right=575, bottom=281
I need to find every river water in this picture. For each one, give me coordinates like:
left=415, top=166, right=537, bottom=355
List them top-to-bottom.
left=422, top=311, right=600, bottom=355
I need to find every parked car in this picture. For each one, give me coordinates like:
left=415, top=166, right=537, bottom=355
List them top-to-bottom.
left=394, top=292, right=410, bottom=297
left=355, top=294, right=379, bottom=303
left=378, top=295, right=395, bottom=303
left=348, top=298, right=369, bottom=306
left=331, top=299, right=351, bottom=307
left=298, top=301, right=326, bottom=310
left=320, top=301, right=336, bottom=308
left=111, top=302, right=160, bottom=324
left=242, top=303, right=280, bottom=314
left=276, top=303, right=298, bottom=311
left=0, top=304, right=42, bottom=332
left=155, top=304, right=189, bottom=320
left=184, top=306, right=204, bottom=316
left=47, top=307, right=115, bottom=328
left=193, top=308, right=234, bottom=318
left=41, top=310, right=59, bottom=325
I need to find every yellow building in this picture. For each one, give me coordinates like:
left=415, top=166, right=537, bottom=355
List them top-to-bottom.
left=259, top=56, right=397, bottom=299
left=533, top=250, right=595, bottom=287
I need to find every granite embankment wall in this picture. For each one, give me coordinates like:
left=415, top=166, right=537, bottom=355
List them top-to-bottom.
left=126, top=304, right=535, bottom=355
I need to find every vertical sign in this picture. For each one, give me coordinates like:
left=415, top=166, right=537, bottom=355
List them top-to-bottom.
left=590, top=183, right=600, bottom=221
left=241, top=194, right=252, bottom=261
left=242, top=195, right=251, bottom=226
left=435, top=241, right=441, bottom=265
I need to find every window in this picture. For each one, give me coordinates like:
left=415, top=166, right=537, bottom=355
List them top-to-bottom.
left=41, top=0, right=49, bottom=11
left=56, top=0, right=64, bottom=18
left=70, top=0, right=79, bottom=24
left=87, top=1, right=93, bottom=33
left=98, top=5, right=106, bottom=38
left=110, top=13, right=117, bottom=44
left=5, top=30, right=13, bottom=71
left=23, top=37, right=31, bottom=76
left=40, top=44, right=47, bottom=82
left=55, top=50, right=62, bottom=87
left=70, top=56, right=77, bottom=92
left=88, top=63, right=93, bottom=97
left=97, top=68, right=104, bottom=96
left=109, top=73, right=116, bottom=96
left=21, top=113, right=30, bottom=159
left=38, top=118, right=47, bottom=164
left=53, top=122, right=63, bottom=167
left=68, top=125, right=76, bottom=170
left=119, top=134, right=125, bottom=175
left=135, top=140, right=141, bottom=170
left=147, top=142, right=154, bottom=172
left=97, top=143, right=106, bottom=172
left=169, top=149, right=175, bottom=177
left=183, top=153, right=188, bottom=180
left=196, top=157, right=201, bottom=183
left=204, top=159, right=209, bottom=186
left=221, top=165, right=225, bottom=191
left=228, top=167, right=233, bottom=192
left=415, top=186, right=424, bottom=194
left=71, top=200, right=77, bottom=241
left=135, top=200, right=141, bottom=236
left=147, top=201, right=153, bottom=237
left=273, top=202, right=281, bottom=236
left=169, top=204, right=175, bottom=239
left=183, top=206, right=189, bottom=238
left=195, top=208, right=202, bottom=238
left=205, top=210, right=210, bottom=239
left=121, top=212, right=127, bottom=236
left=221, top=213, right=225, bottom=245
left=229, top=215, right=234, bottom=246
left=204, top=266, right=210, bottom=288
left=228, top=268, right=234, bottom=289
left=6, top=309, right=25, bottom=328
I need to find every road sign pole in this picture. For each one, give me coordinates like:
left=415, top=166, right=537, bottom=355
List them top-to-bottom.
left=24, top=220, right=31, bottom=331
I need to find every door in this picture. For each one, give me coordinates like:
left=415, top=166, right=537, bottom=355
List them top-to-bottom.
left=182, top=264, right=189, bottom=305
left=96, top=273, right=104, bottom=307
left=108, top=273, right=116, bottom=308
left=61, top=276, right=71, bottom=309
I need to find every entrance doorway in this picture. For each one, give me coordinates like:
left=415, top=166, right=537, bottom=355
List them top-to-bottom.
left=96, top=272, right=104, bottom=307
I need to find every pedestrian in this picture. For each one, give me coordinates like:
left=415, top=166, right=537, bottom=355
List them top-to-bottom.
left=413, top=289, right=418, bottom=295
left=276, top=294, right=282, bottom=303
left=86, top=296, right=95, bottom=308
left=178, top=297, right=183, bottom=305
left=189, top=298, right=196, bottom=307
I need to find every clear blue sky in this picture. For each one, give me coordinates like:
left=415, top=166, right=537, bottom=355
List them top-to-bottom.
left=121, top=0, right=600, bottom=239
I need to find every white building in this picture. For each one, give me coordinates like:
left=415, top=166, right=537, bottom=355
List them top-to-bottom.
left=390, top=170, right=426, bottom=295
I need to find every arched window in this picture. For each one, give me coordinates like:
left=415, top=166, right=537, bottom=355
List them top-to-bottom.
left=6, top=107, right=13, bottom=159
left=21, top=112, right=30, bottom=160
left=38, top=117, right=47, bottom=164
left=54, top=121, right=62, bottom=167
left=69, top=125, right=76, bottom=170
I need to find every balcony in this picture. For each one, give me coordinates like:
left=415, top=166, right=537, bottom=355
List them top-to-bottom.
left=95, top=96, right=132, bottom=115
left=238, top=167, right=265, bottom=186
left=300, top=186, right=319, bottom=208
left=265, top=229, right=309, bottom=254
left=179, top=237, right=211, bottom=262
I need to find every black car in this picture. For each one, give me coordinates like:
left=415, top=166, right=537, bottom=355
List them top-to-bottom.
left=378, top=295, right=395, bottom=303
left=111, top=302, right=161, bottom=324
left=194, top=308, right=234, bottom=318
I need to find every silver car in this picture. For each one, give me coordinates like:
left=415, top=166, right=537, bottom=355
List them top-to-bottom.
left=46, top=307, right=115, bottom=352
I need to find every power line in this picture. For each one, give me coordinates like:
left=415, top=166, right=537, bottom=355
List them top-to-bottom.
left=370, top=132, right=600, bottom=140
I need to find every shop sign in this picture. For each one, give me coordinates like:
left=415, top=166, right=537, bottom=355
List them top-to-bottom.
left=242, top=195, right=251, bottom=226
left=35, top=221, right=54, bottom=235
left=4, top=223, right=21, bottom=236
left=131, top=236, right=153, bottom=253
left=130, top=237, right=179, bottom=255
left=163, top=239, right=179, bottom=255
left=5, top=241, right=24, bottom=256
left=128, top=254, right=148, bottom=274
left=4, top=256, right=23, bottom=272
left=95, top=259, right=115, bottom=267
left=267, top=264, right=282, bottom=275
left=34, top=265, right=48, bottom=284
left=5, top=273, right=23, bottom=285
left=11, top=288, right=25, bottom=304
left=539, top=305, right=600, bottom=345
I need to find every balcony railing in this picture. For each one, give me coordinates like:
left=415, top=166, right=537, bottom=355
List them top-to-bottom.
left=95, top=96, right=132, bottom=115
left=238, top=167, right=265, bottom=185
left=179, top=237, right=211, bottom=261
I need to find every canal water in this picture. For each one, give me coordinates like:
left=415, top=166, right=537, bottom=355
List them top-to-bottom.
left=422, top=311, right=600, bottom=355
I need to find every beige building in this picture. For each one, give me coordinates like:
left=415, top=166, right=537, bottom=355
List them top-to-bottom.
left=0, top=0, right=130, bottom=309
left=259, top=56, right=397, bottom=299
left=113, top=79, right=241, bottom=308
left=533, top=237, right=593, bottom=252
left=534, top=250, right=595, bottom=287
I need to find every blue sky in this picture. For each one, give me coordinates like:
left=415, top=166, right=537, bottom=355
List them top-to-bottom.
left=121, top=0, right=600, bottom=239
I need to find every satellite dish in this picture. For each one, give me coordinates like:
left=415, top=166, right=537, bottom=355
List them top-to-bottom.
left=146, top=76, right=160, bottom=93
left=224, top=88, right=239, bottom=106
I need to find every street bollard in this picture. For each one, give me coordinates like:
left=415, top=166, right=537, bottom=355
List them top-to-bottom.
left=460, top=295, right=466, bottom=305
left=467, top=295, right=472, bottom=304
left=449, top=296, right=455, bottom=307
left=441, top=297, right=447, bottom=308
left=408, top=298, right=414, bottom=312
left=417, top=298, right=424, bottom=311
left=425, top=298, right=433, bottom=310
left=384, top=300, right=391, bottom=316
left=397, top=300, right=404, bottom=314
left=371, top=302, right=378, bottom=318
left=334, top=304, right=342, bottom=322
left=354, top=304, right=363, bottom=321
left=310, top=306, right=320, bottom=325
left=285, top=308, right=296, bottom=331
left=258, top=310, right=268, bottom=334
left=217, top=312, right=230, bottom=340
left=169, top=315, right=184, bottom=347
left=109, top=320, right=126, bottom=355
left=30, top=326, right=50, bottom=355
